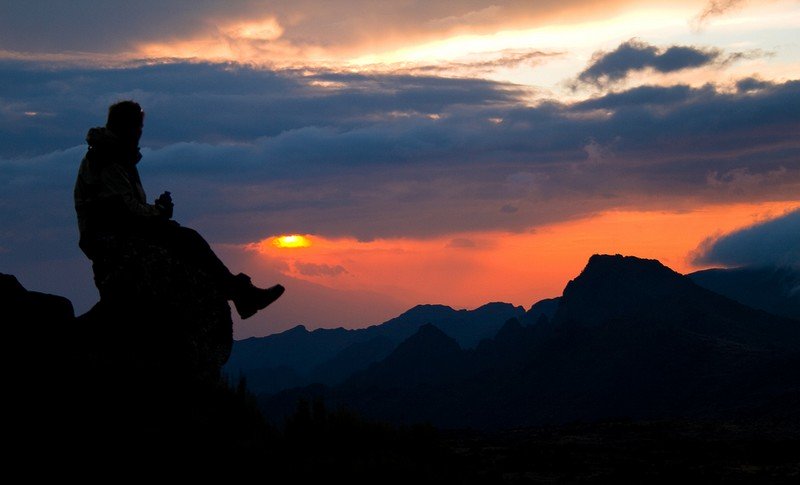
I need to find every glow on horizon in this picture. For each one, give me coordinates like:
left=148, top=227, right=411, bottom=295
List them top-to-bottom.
left=244, top=201, right=800, bottom=312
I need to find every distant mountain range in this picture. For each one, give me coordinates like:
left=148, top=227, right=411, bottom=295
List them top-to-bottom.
left=252, top=255, right=800, bottom=429
left=228, top=259, right=798, bottom=398
left=225, top=301, right=529, bottom=394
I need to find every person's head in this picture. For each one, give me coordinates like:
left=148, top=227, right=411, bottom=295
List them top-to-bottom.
left=106, top=100, right=144, bottom=145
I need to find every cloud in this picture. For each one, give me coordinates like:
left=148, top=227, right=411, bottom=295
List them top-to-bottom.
left=691, top=0, right=748, bottom=31
left=576, top=39, right=722, bottom=87
left=408, top=49, right=562, bottom=75
left=721, top=49, right=773, bottom=66
left=0, top=60, right=523, bottom=157
left=736, top=77, right=773, bottom=93
left=706, top=166, right=789, bottom=196
left=500, top=205, right=519, bottom=214
left=692, top=208, right=800, bottom=268
left=447, top=238, right=477, bottom=248
left=294, top=262, right=348, bottom=277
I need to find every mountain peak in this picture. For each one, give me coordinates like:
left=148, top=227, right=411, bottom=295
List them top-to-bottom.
left=584, top=253, right=675, bottom=275
left=554, top=254, right=697, bottom=327
left=571, top=254, right=687, bottom=295
left=474, top=301, right=520, bottom=311
left=399, top=304, right=455, bottom=317
left=494, top=317, right=524, bottom=342
left=406, top=322, right=460, bottom=348
left=346, top=323, right=464, bottom=389
left=385, top=323, right=462, bottom=364
left=285, top=324, right=309, bottom=334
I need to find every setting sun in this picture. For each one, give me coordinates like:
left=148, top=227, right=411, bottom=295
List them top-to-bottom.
left=272, top=235, right=312, bottom=248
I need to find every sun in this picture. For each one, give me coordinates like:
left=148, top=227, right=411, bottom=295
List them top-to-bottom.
left=273, top=234, right=312, bottom=248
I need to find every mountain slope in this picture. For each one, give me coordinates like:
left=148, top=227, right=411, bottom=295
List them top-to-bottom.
left=689, top=265, right=799, bottom=320
left=226, top=301, right=525, bottom=394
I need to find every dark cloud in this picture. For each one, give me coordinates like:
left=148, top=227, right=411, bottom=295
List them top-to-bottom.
left=691, top=0, right=748, bottom=31
left=576, top=39, right=722, bottom=87
left=0, top=60, right=522, bottom=157
left=735, top=76, right=774, bottom=93
left=575, top=84, right=696, bottom=110
left=693, top=208, right=800, bottom=268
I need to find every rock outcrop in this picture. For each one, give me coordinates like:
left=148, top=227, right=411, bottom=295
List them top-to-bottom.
left=85, top=234, right=233, bottom=380
left=3, top=239, right=249, bottom=464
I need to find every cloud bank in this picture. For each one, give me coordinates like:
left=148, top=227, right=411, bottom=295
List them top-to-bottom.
left=1, top=60, right=798, bottom=264
left=693, top=208, right=800, bottom=268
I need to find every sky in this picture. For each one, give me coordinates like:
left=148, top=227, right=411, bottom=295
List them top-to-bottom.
left=1, top=0, right=798, bottom=338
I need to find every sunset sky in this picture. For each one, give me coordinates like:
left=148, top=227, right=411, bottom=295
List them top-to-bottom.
left=1, top=0, right=798, bottom=337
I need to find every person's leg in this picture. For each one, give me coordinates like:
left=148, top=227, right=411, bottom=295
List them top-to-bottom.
left=154, top=224, right=284, bottom=318
left=162, top=225, right=234, bottom=292
left=228, top=273, right=285, bottom=320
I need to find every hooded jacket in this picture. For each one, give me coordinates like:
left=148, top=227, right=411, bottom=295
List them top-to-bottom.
left=74, top=127, right=166, bottom=242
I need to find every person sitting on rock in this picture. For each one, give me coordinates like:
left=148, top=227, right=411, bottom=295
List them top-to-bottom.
left=74, top=100, right=284, bottom=319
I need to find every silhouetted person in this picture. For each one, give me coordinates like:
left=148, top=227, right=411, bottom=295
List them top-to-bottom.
left=75, top=100, right=284, bottom=319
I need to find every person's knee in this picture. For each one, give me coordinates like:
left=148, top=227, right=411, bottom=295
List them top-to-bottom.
left=170, top=226, right=215, bottom=254
left=174, top=226, right=205, bottom=243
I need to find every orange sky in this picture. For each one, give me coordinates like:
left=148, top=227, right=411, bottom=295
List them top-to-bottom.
left=225, top=200, right=798, bottom=336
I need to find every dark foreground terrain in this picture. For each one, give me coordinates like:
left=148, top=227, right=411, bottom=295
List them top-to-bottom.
left=6, top=254, right=799, bottom=481
left=197, top=396, right=800, bottom=483
left=439, top=419, right=800, bottom=484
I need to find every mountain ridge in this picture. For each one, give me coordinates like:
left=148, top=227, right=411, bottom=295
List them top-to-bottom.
left=260, top=254, right=800, bottom=429
left=232, top=256, right=798, bottom=397
left=225, top=300, right=525, bottom=394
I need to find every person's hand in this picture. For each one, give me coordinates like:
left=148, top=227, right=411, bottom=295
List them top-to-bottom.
left=155, top=191, right=174, bottom=219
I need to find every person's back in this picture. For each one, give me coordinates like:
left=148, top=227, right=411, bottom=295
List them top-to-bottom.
left=75, top=100, right=284, bottom=320
left=75, top=120, right=171, bottom=257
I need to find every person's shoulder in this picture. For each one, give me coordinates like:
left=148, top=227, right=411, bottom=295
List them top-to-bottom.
left=86, top=126, right=116, bottom=147
left=83, top=127, right=120, bottom=168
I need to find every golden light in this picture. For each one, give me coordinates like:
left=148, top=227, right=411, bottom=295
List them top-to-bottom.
left=346, top=6, right=692, bottom=67
left=224, top=17, right=284, bottom=41
left=273, top=234, right=312, bottom=248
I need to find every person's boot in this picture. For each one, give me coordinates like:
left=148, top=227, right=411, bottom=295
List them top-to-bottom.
left=231, top=273, right=285, bottom=320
